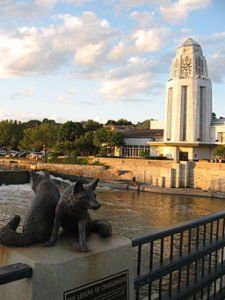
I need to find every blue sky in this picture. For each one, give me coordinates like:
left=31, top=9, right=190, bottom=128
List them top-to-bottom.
left=0, top=0, right=225, bottom=123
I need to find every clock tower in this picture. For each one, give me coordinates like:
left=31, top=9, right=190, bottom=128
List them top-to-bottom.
left=164, top=37, right=212, bottom=146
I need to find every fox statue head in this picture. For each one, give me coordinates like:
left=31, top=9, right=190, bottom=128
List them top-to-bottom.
left=68, top=178, right=100, bottom=210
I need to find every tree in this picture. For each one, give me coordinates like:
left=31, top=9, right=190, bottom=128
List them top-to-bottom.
left=105, top=119, right=133, bottom=126
left=0, top=120, right=24, bottom=149
left=23, top=120, right=41, bottom=129
left=81, top=120, right=103, bottom=132
left=58, top=121, right=85, bottom=142
left=20, top=123, right=58, bottom=151
left=93, top=128, right=124, bottom=155
left=75, top=132, right=98, bottom=156
left=53, top=141, right=77, bottom=156
left=215, top=145, right=225, bottom=159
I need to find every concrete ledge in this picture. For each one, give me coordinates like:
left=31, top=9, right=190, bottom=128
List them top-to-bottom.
left=0, top=234, right=134, bottom=300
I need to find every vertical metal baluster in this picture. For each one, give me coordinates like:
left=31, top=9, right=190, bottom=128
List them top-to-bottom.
left=223, top=218, right=225, bottom=238
left=216, top=219, right=219, bottom=241
left=210, top=221, right=213, bottom=244
left=203, top=224, right=207, bottom=247
left=196, top=226, right=199, bottom=250
left=188, top=228, right=192, bottom=254
left=177, top=232, right=183, bottom=292
left=179, top=232, right=183, bottom=257
left=169, top=235, right=173, bottom=297
left=160, top=238, right=164, bottom=265
left=158, top=239, right=164, bottom=299
left=148, top=241, right=154, bottom=300
left=137, top=244, right=142, bottom=276
left=136, top=245, right=142, bottom=300
left=221, top=246, right=224, bottom=267
left=215, top=250, right=218, bottom=271
left=209, top=252, right=212, bottom=274
left=202, top=257, right=205, bottom=278
left=194, top=260, right=198, bottom=283
left=186, top=264, right=190, bottom=286
left=178, top=268, right=182, bottom=291
left=220, top=274, right=223, bottom=293
left=159, top=278, right=162, bottom=300
left=213, top=280, right=217, bottom=297
left=207, top=284, right=210, bottom=299
left=200, top=288, right=204, bottom=300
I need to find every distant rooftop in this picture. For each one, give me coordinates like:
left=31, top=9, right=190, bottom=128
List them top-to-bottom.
left=122, top=129, right=164, bottom=139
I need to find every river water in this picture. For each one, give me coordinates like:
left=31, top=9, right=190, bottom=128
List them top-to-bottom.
left=1, top=176, right=225, bottom=299
left=1, top=183, right=225, bottom=236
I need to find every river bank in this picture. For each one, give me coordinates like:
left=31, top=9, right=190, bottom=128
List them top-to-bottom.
left=0, top=158, right=225, bottom=199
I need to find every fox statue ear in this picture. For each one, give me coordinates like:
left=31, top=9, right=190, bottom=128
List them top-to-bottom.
left=89, top=178, right=99, bottom=190
left=73, top=180, right=84, bottom=194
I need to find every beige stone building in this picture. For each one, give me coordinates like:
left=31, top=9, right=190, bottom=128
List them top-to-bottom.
left=150, top=37, right=225, bottom=161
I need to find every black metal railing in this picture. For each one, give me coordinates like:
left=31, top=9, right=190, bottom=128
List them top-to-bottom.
left=132, top=211, right=225, bottom=299
left=0, top=263, right=32, bottom=285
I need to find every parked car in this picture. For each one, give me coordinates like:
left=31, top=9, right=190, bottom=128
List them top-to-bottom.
left=0, top=150, right=6, bottom=156
left=5, top=150, right=18, bottom=158
left=18, top=151, right=30, bottom=158
left=27, top=152, right=44, bottom=159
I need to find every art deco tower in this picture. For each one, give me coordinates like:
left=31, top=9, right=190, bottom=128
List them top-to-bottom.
left=164, top=37, right=212, bottom=144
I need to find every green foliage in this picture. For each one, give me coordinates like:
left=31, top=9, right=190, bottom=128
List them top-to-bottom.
left=0, top=117, right=124, bottom=157
left=106, top=119, right=133, bottom=126
left=0, top=120, right=24, bottom=149
left=81, top=120, right=103, bottom=132
left=58, top=121, right=85, bottom=142
left=20, top=123, right=58, bottom=151
left=93, top=128, right=124, bottom=156
left=53, top=141, right=77, bottom=156
left=215, top=145, right=225, bottom=159
left=139, top=150, right=150, bottom=158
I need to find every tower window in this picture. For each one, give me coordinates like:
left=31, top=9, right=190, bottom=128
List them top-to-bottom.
left=181, top=86, right=187, bottom=141
left=166, top=87, right=173, bottom=140
left=199, top=87, right=205, bottom=141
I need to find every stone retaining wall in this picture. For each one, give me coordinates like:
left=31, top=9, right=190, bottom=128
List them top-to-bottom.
left=1, top=158, right=225, bottom=192
left=191, top=162, right=225, bottom=192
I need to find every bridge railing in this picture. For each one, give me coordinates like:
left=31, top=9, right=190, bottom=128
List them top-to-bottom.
left=132, top=211, right=225, bottom=300
left=0, top=263, right=32, bottom=285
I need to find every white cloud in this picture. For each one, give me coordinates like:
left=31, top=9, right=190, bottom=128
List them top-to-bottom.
left=0, top=0, right=92, bottom=17
left=108, top=0, right=168, bottom=13
left=160, top=0, right=211, bottom=23
left=130, top=11, right=155, bottom=28
left=0, top=12, right=116, bottom=77
left=132, top=27, right=171, bottom=52
left=74, top=42, right=105, bottom=65
left=100, top=57, right=162, bottom=101
left=11, top=87, right=36, bottom=98
left=0, top=109, right=67, bottom=123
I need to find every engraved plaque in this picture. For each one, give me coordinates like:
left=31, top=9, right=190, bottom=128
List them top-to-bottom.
left=64, top=270, right=129, bottom=300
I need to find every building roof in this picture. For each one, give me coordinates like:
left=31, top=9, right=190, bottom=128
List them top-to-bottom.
left=179, top=37, right=200, bottom=48
left=122, top=129, right=164, bottom=139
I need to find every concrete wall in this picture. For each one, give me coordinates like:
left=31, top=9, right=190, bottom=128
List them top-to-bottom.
left=2, top=158, right=225, bottom=192
left=190, top=161, right=225, bottom=192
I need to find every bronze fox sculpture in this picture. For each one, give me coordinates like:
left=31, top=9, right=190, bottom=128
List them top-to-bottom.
left=0, top=171, right=60, bottom=246
left=44, top=178, right=112, bottom=251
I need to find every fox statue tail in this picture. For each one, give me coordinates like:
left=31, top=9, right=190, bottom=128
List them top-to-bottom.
left=0, top=215, right=33, bottom=247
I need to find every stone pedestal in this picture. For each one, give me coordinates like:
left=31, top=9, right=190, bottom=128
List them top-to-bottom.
left=0, top=235, right=134, bottom=300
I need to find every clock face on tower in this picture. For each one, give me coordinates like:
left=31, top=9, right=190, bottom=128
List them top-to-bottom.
left=181, top=56, right=192, bottom=77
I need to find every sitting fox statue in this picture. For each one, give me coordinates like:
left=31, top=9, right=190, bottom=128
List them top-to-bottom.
left=0, top=171, right=60, bottom=246
left=44, top=178, right=112, bottom=251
